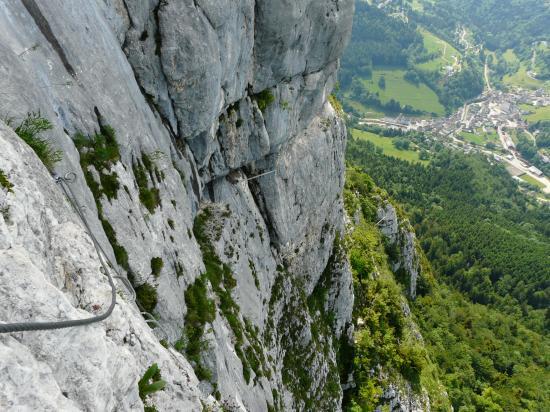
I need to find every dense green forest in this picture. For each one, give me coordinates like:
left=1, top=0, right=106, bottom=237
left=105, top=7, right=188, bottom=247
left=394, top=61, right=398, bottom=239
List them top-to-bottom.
left=344, top=135, right=550, bottom=411
left=347, top=136, right=550, bottom=328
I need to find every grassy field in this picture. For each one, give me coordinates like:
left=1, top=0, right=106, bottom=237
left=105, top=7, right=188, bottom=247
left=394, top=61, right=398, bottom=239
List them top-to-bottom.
left=410, top=0, right=425, bottom=11
left=416, top=28, right=461, bottom=73
left=498, top=49, right=550, bottom=90
left=502, top=53, right=550, bottom=91
left=504, top=64, right=545, bottom=90
left=360, top=68, right=445, bottom=116
left=519, top=104, right=550, bottom=123
left=352, top=129, right=428, bottom=164
left=459, top=129, right=499, bottom=146
left=459, top=131, right=484, bottom=145
left=519, top=173, right=545, bottom=189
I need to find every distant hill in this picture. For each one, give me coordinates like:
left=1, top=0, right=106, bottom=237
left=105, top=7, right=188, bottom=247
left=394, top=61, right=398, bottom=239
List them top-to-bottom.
left=407, top=0, right=550, bottom=90
left=408, top=0, right=549, bottom=54
left=340, top=1, right=550, bottom=119
left=340, top=2, right=483, bottom=118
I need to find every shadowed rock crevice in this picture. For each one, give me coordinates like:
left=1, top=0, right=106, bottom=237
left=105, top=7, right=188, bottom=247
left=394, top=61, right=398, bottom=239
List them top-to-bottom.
left=21, top=0, right=76, bottom=77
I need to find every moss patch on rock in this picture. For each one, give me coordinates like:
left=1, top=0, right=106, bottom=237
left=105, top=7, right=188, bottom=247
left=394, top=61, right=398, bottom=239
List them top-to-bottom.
left=73, top=125, right=129, bottom=272
left=74, top=125, right=121, bottom=202
left=133, top=152, right=163, bottom=213
left=0, top=169, right=13, bottom=193
left=150, top=257, right=164, bottom=278
left=135, top=283, right=158, bottom=313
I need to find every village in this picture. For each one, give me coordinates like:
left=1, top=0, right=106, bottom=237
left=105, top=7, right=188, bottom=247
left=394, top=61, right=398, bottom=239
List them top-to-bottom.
left=358, top=86, right=550, bottom=195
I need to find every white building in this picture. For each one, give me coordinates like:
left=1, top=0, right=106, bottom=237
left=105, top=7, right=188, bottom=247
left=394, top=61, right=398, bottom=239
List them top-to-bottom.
left=528, top=166, right=543, bottom=177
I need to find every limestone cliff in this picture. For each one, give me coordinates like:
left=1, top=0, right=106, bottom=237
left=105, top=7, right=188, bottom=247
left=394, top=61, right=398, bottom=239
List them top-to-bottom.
left=0, top=0, right=354, bottom=411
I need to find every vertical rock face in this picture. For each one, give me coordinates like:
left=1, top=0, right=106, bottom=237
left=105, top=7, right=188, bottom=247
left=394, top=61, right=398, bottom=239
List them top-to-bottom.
left=0, top=0, right=354, bottom=410
left=378, top=203, right=421, bottom=298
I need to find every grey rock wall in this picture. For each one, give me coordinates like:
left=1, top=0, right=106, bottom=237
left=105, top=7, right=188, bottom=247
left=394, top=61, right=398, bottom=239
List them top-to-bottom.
left=0, top=0, right=354, bottom=410
left=0, top=122, right=208, bottom=411
left=378, top=203, right=421, bottom=298
left=378, top=383, right=431, bottom=412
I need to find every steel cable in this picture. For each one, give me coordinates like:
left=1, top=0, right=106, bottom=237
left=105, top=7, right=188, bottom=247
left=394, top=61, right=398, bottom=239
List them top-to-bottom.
left=0, top=173, right=117, bottom=333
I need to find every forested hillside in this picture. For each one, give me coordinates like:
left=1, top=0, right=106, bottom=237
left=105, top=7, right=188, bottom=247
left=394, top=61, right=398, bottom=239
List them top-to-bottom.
left=406, top=0, right=550, bottom=90
left=408, top=0, right=549, bottom=55
left=340, top=2, right=483, bottom=117
left=340, top=5, right=423, bottom=88
left=344, top=135, right=550, bottom=411
left=347, top=136, right=550, bottom=329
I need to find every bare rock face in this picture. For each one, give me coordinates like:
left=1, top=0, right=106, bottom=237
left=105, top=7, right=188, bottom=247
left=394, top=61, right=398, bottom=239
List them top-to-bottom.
left=0, top=0, right=354, bottom=410
left=253, top=0, right=354, bottom=91
left=0, top=123, right=206, bottom=411
left=378, top=383, right=431, bottom=412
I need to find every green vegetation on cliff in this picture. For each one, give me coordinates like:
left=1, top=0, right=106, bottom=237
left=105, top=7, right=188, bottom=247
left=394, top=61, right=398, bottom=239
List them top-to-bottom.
left=13, top=113, right=61, bottom=171
left=0, top=169, right=13, bottom=192
left=344, top=171, right=447, bottom=410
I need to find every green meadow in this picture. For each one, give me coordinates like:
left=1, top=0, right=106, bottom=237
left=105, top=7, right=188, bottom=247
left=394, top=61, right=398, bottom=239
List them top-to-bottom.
left=416, top=28, right=461, bottom=73
left=502, top=49, right=519, bottom=64
left=501, top=50, right=550, bottom=91
left=504, top=64, right=548, bottom=90
left=360, top=68, right=445, bottom=116
left=344, top=96, right=386, bottom=119
left=519, top=104, right=550, bottom=123
left=352, top=129, right=428, bottom=164
left=459, top=129, right=499, bottom=145
left=519, top=173, right=545, bottom=189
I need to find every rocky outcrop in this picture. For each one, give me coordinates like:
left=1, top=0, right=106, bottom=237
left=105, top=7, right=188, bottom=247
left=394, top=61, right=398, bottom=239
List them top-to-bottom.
left=0, top=0, right=354, bottom=410
left=343, top=183, right=436, bottom=411
left=374, top=202, right=431, bottom=411
left=378, top=202, right=421, bottom=298
left=378, top=383, right=430, bottom=412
